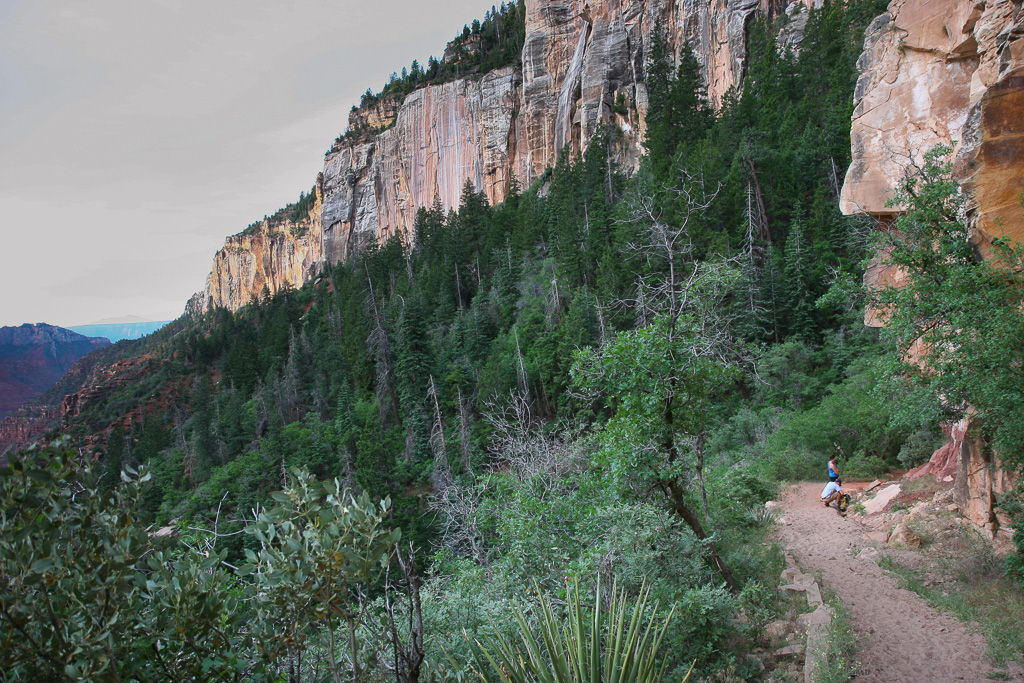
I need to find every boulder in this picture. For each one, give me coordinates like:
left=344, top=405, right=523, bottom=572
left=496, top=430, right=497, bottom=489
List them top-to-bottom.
left=862, top=484, right=902, bottom=515
left=887, top=522, right=922, bottom=548
left=774, top=643, right=805, bottom=659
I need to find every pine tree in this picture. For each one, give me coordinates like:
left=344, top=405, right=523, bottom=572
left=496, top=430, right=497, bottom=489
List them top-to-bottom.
left=783, top=209, right=816, bottom=340
left=99, top=424, right=126, bottom=492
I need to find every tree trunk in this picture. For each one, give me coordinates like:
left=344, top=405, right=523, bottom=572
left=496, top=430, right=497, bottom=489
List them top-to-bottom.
left=660, top=478, right=739, bottom=594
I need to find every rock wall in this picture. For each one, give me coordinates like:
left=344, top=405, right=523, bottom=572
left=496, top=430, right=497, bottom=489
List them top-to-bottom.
left=195, top=0, right=800, bottom=313
left=841, top=0, right=1024, bottom=248
left=843, top=0, right=1024, bottom=535
left=320, top=67, right=520, bottom=265
left=190, top=185, right=324, bottom=314
left=908, top=419, right=1018, bottom=535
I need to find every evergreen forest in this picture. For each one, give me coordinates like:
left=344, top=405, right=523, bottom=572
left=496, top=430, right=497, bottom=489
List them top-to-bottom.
left=5, top=1, right=1024, bottom=681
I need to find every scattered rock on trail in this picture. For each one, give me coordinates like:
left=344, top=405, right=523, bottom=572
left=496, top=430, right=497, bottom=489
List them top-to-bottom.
left=775, top=482, right=1013, bottom=682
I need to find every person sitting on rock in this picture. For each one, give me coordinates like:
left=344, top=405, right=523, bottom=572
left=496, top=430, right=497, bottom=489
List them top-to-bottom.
left=821, top=479, right=844, bottom=514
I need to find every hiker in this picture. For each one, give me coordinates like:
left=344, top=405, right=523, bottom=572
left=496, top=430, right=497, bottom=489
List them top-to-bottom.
left=827, top=455, right=840, bottom=482
left=821, top=479, right=845, bottom=515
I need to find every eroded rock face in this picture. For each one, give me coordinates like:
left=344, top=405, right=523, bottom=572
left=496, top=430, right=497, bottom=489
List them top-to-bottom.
left=195, top=0, right=805, bottom=314
left=842, top=0, right=1024, bottom=248
left=843, top=0, right=1024, bottom=538
left=322, top=67, right=521, bottom=262
left=191, top=184, right=324, bottom=313
left=0, top=404, right=60, bottom=458
left=908, top=419, right=967, bottom=482
left=955, top=426, right=1018, bottom=536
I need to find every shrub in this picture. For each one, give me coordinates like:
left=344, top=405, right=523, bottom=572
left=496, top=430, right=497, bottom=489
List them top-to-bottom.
left=469, top=578, right=689, bottom=683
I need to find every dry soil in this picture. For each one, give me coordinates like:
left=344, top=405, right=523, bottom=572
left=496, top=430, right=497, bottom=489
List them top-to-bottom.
left=777, top=482, right=1020, bottom=682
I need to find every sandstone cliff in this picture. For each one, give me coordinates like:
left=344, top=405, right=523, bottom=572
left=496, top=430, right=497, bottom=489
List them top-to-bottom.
left=194, top=0, right=798, bottom=313
left=841, top=0, right=1024, bottom=534
left=842, top=0, right=1024, bottom=248
left=189, top=186, right=324, bottom=314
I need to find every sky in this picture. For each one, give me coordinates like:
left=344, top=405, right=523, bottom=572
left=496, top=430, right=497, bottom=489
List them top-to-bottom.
left=0, top=0, right=495, bottom=328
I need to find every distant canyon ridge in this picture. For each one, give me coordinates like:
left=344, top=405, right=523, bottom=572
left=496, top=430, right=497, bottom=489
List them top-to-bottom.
left=0, top=324, right=109, bottom=421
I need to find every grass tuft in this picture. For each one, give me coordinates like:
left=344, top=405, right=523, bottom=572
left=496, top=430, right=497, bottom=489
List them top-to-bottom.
left=879, top=542, right=1024, bottom=667
left=814, top=589, right=859, bottom=683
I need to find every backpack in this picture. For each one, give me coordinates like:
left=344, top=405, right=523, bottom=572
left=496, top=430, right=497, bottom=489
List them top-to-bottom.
left=838, top=493, right=850, bottom=513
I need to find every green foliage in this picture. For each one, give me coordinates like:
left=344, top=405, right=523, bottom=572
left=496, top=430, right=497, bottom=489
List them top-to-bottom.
left=40, top=3, right=905, bottom=678
left=645, top=31, right=712, bottom=182
left=869, top=146, right=1024, bottom=576
left=871, top=147, right=1024, bottom=468
left=0, top=438, right=259, bottom=682
left=0, top=439, right=153, bottom=680
left=242, top=467, right=400, bottom=677
left=469, top=578, right=688, bottom=683
left=815, top=589, right=860, bottom=683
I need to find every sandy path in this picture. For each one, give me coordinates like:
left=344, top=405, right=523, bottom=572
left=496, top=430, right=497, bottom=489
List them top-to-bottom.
left=776, top=482, right=1017, bottom=682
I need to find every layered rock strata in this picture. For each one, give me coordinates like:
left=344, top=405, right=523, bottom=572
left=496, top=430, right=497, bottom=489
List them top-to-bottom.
left=195, top=0, right=799, bottom=313
left=841, top=0, right=1024, bottom=248
left=842, top=0, right=1024, bottom=534
left=189, top=186, right=324, bottom=314
left=0, top=324, right=110, bottom=419
left=0, top=404, right=60, bottom=458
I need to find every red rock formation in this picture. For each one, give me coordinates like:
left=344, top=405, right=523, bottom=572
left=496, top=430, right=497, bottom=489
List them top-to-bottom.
left=0, top=324, right=110, bottom=420
left=60, top=358, right=151, bottom=420
left=0, top=403, right=61, bottom=458
left=912, top=418, right=1020, bottom=536
left=908, top=420, right=966, bottom=483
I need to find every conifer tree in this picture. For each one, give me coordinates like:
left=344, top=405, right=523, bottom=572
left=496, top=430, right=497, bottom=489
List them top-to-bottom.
left=783, top=209, right=816, bottom=339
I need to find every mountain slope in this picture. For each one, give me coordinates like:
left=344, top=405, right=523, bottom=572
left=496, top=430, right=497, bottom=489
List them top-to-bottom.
left=0, top=324, right=110, bottom=420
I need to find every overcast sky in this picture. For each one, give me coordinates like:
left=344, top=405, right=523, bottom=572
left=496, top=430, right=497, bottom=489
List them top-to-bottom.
left=0, top=0, right=494, bottom=328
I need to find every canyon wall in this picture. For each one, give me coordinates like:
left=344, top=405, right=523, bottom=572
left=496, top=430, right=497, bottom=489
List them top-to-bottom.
left=194, top=0, right=796, bottom=313
left=841, top=0, right=1024, bottom=534
left=842, top=0, right=1024, bottom=247
left=189, top=186, right=324, bottom=314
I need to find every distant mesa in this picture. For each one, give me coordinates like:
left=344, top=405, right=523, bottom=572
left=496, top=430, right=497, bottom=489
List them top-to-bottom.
left=83, top=315, right=153, bottom=325
left=69, top=319, right=170, bottom=343
left=0, top=323, right=110, bottom=420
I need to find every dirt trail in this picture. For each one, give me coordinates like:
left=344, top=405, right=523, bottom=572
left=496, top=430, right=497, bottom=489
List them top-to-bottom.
left=776, top=482, right=1018, bottom=682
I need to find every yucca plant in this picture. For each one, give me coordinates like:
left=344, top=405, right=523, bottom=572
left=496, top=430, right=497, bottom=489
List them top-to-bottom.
left=467, top=578, right=692, bottom=683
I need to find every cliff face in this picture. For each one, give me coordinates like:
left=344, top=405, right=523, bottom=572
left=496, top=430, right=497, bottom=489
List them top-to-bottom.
left=195, top=0, right=796, bottom=313
left=841, top=0, right=1024, bottom=534
left=842, top=0, right=1024, bottom=248
left=320, top=67, right=521, bottom=264
left=190, top=186, right=324, bottom=314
